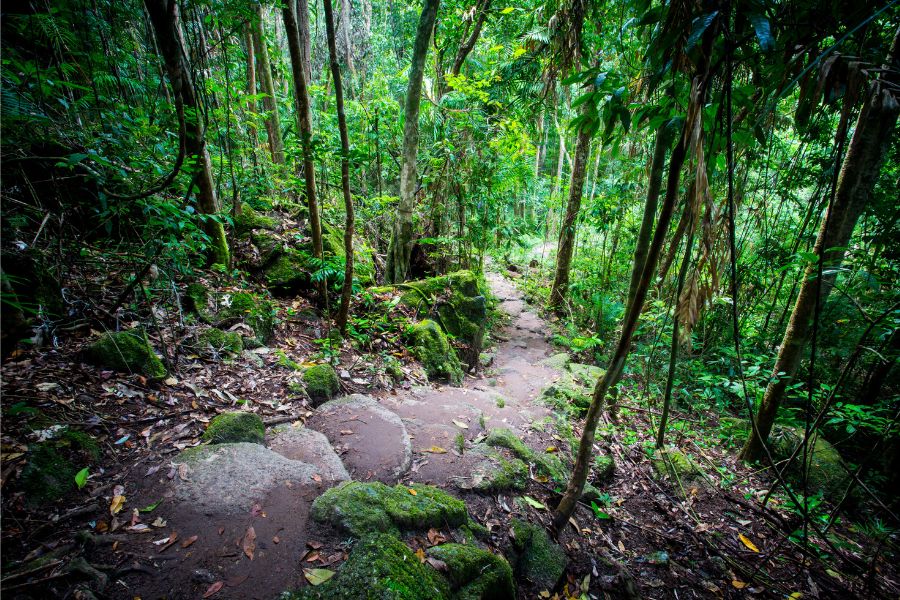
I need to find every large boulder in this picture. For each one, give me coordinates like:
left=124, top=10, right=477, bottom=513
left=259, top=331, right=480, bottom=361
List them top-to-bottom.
left=184, top=286, right=274, bottom=346
left=409, top=320, right=464, bottom=385
left=85, top=329, right=167, bottom=378
left=538, top=354, right=605, bottom=415
left=303, top=363, right=340, bottom=405
left=268, top=425, right=350, bottom=482
left=21, top=429, right=99, bottom=506
left=172, top=443, right=321, bottom=514
left=310, top=481, right=469, bottom=538
left=428, top=543, right=515, bottom=600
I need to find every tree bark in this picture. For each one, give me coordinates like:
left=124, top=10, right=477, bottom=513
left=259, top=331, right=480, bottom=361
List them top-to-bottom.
left=144, top=0, right=229, bottom=266
left=283, top=0, right=324, bottom=274
left=297, top=0, right=313, bottom=82
left=323, top=0, right=355, bottom=334
left=338, top=0, right=357, bottom=84
left=385, top=0, right=440, bottom=283
left=450, top=0, right=490, bottom=77
left=252, top=6, right=286, bottom=165
left=244, top=24, right=257, bottom=148
left=740, top=29, right=900, bottom=462
left=549, top=108, right=592, bottom=310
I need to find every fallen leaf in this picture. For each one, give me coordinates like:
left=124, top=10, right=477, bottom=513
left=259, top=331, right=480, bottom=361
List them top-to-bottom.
left=452, top=420, right=469, bottom=429
left=339, top=430, right=354, bottom=435
left=423, top=446, right=447, bottom=454
left=545, top=446, right=557, bottom=453
left=75, top=467, right=89, bottom=489
left=312, top=474, right=322, bottom=483
left=408, top=488, right=417, bottom=496
left=110, top=495, right=126, bottom=515
left=522, top=496, right=546, bottom=510
left=140, top=500, right=162, bottom=513
left=151, top=517, right=167, bottom=528
left=242, top=526, right=257, bottom=560
left=738, top=533, right=760, bottom=553
left=181, top=535, right=198, bottom=548
left=273, top=535, right=280, bottom=544
left=307, top=540, right=323, bottom=549
left=415, top=548, right=426, bottom=563
left=303, top=551, right=320, bottom=562
left=426, top=557, right=448, bottom=572
left=303, top=568, right=336, bottom=586
left=226, top=574, right=249, bottom=587
left=732, top=580, right=748, bottom=589
left=203, top=581, right=224, bottom=598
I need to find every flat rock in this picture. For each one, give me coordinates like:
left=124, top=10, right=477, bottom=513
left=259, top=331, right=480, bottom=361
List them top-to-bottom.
left=306, top=394, right=412, bottom=482
left=268, top=425, right=350, bottom=482
left=172, top=443, right=319, bottom=514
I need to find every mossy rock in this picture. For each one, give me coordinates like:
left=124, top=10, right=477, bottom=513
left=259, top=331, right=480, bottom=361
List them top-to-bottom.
left=234, top=203, right=278, bottom=236
left=249, top=230, right=283, bottom=266
left=263, top=249, right=312, bottom=295
left=378, top=270, right=487, bottom=369
left=184, top=283, right=209, bottom=314
left=187, top=289, right=275, bottom=345
left=409, top=320, right=464, bottom=385
left=198, top=328, right=243, bottom=356
left=85, top=329, right=167, bottom=378
left=541, top=353, right=572, bottom=371
left=567, top=362, right=604, bottom=386
left=304, top=364, right=340, bottom=405
left=539, top=373, right=591, bottom=414
left=202, top=412, right=265, bottom=445
left=768, top=427, right=850, bottom=502
left=485, top=428, right=567, bottom=483
left=21, top=429, right=99, bottom=506
left=472, top=451, right=529, bottom=492
left=593, top=454, right=615, bottom=480
left=311, top=481, right=469, bottom=538
left=508, top=519, right=566, bottom=590
left=286, top=534, right=451, bottom=600
left=428, top=543, right=515, bottom=600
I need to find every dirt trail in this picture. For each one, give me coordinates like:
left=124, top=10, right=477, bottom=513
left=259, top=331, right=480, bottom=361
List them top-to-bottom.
left=124, top=270, right=565, bottom=599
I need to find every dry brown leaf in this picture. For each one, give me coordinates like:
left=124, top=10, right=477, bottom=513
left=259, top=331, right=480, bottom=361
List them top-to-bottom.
left=242, top=526, right=257, bottom=560
left=181, top=535, right=198, bottom=548
left=203, top=581, right=224, bottom=598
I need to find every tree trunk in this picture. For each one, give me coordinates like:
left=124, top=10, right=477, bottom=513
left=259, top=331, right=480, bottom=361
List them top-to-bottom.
left=144, top=0, right=229, bottom=266
left=283, top=0, right=324, bottom=274
left=297, top=0, right=312, bottom=82
left=323, top=0, right=355, bottom=333
left=339, top=0, right=357, bottom=84
left=385, top=0, right=440, bottom=283
left=450, top=0, right=490, bottom=77
left=252, top=6, right=286, bottom=165
left=244, top=24, right=257, bottom=149
left=740, top=30, right=900, bottom=461
left=552, top=67, right=713, bottom=530
left=549, top=114, right=592, bottom=310
left=626, top=126, right=672, bottom=312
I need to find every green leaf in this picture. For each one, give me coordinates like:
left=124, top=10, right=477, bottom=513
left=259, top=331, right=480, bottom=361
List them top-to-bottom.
left=501, top=7, right=514, bottom=14
left=686, top=11, right=718, bottom=50
left=749, top=13, right=774, bottom=52
left=74, top=467, right=89, bottom=490
left=522, top=496, right=546, bottom=509
left=139, top=499, right=163, bottom=513
left=591, top=501, right=612, bottom=519
left=304, top=568, right=336, bottom=586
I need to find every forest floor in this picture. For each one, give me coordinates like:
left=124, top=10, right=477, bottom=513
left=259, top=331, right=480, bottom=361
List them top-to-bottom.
left=2, top=265, right=897, bottom=599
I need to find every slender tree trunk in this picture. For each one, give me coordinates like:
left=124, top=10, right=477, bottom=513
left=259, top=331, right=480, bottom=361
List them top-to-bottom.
left=145, top=0, right=229, bottom=266
left=283, top=0, right=324, bottom=274
left=297, top=0, right=312, bottom=82
left=323, top=0, right=355, bottom=333
left=339, top=0, right=357, bottom=84
left=385, top=0, right=440, bottom=283
left=450, top=0, right=490, bottom=77
left=252, top=7, right=286, bottom=165
left=244, top=25, right=257, bottom=147
left=740, top=30, right=900, bottom=461
left=552, top=59, right=714, bottom=529
left=534, top=111, right=545, bottom=180
left=549, top=113, right=592, bottom=309
left=626, top=126, right=672, bottom=312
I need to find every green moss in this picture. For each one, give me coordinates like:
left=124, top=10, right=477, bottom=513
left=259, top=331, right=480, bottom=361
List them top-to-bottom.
left=234, top=203, right=278, bottom=236
left=206, top=220, right=230, bottom=268
left=319, top=222, right=376, bottom=287
left=250, top=230, right=282, bottom=264
left=264, top=250, right=312, bottom=294
left=184, top=283, right=209, bottom=314
left=409, top=320, right=464, bottom=385
left=198, top=328, right=243, bottom=356
left=86, top=329, right=167, bottom=378
left=276, top=349, right=302, bottom=371
left=542, top=353, right=572, bottom=371
left=567, top=362, right=604, bottom=386
left=303, top=364, right=340, bottom=404
left=539, top=373, right=591, bottom=414
left=202, top=412, right=265, bottom=445
left=769, top=427, right=850, bottom=501
left=485, top=428, right=567, bottom=483
left=21, top=429, right=98, bottom=506
left=651, top=448, right=706, bottom=487
left=474, top=452, right=528, bottom=492
left=593, top=454, right=615, bottom=480
left=311, top=482, right=469, bottom=538
left=509, top=519, right=566, bottom=589
left=286, top=534, right=450, bottom=600
left=428, top=544, right=515, bottom=600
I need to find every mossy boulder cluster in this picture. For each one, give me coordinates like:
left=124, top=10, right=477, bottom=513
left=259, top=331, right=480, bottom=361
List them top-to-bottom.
left=232, top=204, right=375, bottom=294
left=375, top=270, right=488, bottom=371
left=185, top=284, right=274, bottom=346
left=409, top=320, right=464, bottom=385
left=197, top=328, right=243, bottom=357
left=85, top=329, right=167, bottom=378
left=539, top=353, right=604, bottom=414
left=303, top=364, right=340, bottom=405
left=202, top=411, right=265, bottom=445
left=720, top=417, right=850, bottom=501
left=21, top=428, right=99, bottom=505
left=651, top=447, right=711, bottom=490
left=287, top=481, right=514, bottom=600
left=509, top=519, right=567, bottom=590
